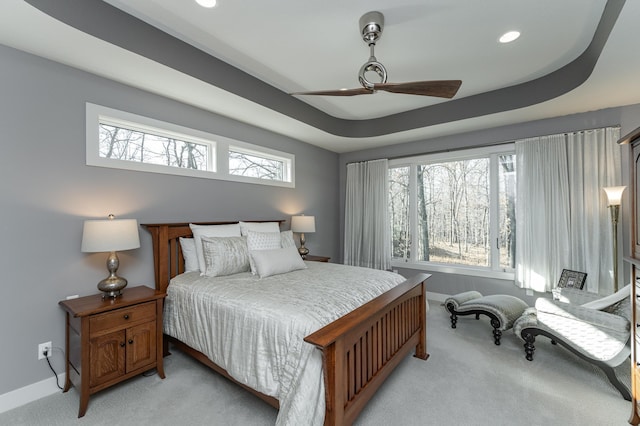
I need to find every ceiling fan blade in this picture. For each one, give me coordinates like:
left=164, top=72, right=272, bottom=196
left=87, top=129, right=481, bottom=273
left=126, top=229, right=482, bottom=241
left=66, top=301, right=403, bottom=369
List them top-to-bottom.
left=374, top=80, right=462, bottom=98
left=290, top=87, right=374, bottom=96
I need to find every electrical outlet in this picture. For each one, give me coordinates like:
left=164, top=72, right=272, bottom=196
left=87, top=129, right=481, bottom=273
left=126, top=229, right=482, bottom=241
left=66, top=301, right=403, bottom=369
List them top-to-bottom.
left=525, top=289, right=534, bottom=296
left=38, top=341, right=52, bottom=360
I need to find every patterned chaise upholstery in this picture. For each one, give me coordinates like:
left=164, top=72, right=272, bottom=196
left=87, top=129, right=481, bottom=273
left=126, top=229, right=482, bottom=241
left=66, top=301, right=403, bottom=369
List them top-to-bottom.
left=513, top=284, right=631, bottom=400
left=445, top=291, right=528, bottom=345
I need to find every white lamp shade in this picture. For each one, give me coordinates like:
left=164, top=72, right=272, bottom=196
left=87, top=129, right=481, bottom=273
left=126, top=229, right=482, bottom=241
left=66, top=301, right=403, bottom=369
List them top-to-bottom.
left=603, top=186, right=626, bottom=206
left=291, top=215, right=316, bottom=233
left=81, top=218, right=140, bottom=253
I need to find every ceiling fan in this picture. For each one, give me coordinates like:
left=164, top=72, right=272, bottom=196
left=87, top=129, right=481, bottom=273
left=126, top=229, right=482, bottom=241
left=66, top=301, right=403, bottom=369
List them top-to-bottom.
left=290, top=11, right=462, bottom=98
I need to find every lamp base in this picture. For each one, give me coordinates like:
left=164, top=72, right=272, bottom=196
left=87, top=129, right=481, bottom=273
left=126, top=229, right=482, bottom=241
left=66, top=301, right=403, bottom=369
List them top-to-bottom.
left=298, top=246, right=309, bottom=259
left=98, top=276, right=127, bottom=298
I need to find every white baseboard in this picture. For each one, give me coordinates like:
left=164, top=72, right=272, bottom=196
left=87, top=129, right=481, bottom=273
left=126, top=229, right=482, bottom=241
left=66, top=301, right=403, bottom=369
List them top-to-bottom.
left=0, top=373, right=66, bottom=414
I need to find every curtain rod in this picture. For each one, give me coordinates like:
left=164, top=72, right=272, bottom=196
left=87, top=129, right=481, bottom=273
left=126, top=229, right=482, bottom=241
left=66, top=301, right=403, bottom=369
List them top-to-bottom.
left=345, top=125, right=621, bottom=165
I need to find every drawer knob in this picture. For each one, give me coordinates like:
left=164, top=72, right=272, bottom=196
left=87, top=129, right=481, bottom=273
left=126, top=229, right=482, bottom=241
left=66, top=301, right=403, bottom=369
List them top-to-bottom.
left=123, top=314, right=130, bottom=320
left=128, top=339, right=134, bottom=345
left=120, top=342, right=126, bottom=347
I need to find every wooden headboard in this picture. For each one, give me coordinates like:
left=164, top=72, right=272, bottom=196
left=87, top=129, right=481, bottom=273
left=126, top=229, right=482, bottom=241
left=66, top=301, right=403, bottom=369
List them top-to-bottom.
left=142, top=221, right=285, bottom=294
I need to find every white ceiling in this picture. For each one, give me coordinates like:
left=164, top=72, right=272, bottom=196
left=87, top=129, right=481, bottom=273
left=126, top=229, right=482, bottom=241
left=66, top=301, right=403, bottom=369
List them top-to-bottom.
left=1, top=0, right=639, bottom=153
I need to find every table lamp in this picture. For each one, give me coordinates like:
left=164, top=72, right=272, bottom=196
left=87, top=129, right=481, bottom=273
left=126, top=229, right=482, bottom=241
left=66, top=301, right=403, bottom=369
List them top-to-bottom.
left=81, top=214, right=140, bottom=298
left=291, top=215, right=316, bottom=259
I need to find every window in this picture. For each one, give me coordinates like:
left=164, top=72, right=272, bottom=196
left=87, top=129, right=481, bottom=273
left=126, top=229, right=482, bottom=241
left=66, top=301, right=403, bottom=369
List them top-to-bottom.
left=86, top=103, right=295, bottom=187
left=99, top=121, right=212, bottom=171
left=228, top=144, right=293, bottom=185
left=389, top=145, right=515, bottom=278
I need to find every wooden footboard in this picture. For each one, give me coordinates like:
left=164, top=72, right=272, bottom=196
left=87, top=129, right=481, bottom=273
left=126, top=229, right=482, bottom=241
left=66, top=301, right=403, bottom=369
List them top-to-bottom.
left=142, top=222, right=430, bottom=426
left=305, top=273, right=430, bottom=426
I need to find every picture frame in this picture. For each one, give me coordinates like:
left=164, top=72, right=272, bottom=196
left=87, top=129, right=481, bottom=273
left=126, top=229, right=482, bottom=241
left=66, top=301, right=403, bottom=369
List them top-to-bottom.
left=557, top=269, right=587, bottom=289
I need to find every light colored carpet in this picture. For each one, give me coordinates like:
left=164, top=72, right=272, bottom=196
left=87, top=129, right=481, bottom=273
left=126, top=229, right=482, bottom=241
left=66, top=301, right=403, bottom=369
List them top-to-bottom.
left=1, top=302, right=631, bottom=425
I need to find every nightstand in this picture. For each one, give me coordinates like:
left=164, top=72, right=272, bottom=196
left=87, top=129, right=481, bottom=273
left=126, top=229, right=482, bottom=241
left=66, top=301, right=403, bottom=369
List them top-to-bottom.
left=304, top=255, right=330, bottom=262
left=59, top=286, right=166, bottom=417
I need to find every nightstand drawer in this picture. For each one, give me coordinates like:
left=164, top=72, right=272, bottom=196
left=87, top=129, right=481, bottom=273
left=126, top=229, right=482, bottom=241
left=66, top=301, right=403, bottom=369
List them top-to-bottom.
left=90, top=302, right=156, bottom=334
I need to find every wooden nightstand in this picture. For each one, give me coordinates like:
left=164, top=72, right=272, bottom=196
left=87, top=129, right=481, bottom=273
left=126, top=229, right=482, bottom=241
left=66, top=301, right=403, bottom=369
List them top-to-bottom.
left=304, top=255, right=330, bottom=262
left=59, top=286, right=166, bottom=417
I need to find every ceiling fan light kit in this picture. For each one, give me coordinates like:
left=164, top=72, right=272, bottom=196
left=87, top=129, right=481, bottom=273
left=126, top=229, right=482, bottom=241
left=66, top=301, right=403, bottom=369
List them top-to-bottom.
left=291, top=11, right=462, bottom=99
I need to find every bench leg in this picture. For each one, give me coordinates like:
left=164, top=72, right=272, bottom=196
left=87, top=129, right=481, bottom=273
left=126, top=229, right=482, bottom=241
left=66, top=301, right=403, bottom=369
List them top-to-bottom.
left=450, top=312, right=458, bottom=329
left=490, top=318, right=502, bottom=345
left=523, top=332, right=535, bottom=361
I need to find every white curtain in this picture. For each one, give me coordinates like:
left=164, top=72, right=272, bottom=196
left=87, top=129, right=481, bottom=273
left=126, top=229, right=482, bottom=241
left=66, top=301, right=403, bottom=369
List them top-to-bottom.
left=515, top=127, right=621, bottom=293
left=567, top=128, right=621, bottom=293
left=516, top=134, right=571, bottom=292
left=344, top=159, right=391, bottom=270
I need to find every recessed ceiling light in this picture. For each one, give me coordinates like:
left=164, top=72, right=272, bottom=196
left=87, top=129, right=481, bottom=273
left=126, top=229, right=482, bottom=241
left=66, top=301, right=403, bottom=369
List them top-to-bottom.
left=196, top=0, right=217, bottom=8
left=499, top=31, right=520, bottom=43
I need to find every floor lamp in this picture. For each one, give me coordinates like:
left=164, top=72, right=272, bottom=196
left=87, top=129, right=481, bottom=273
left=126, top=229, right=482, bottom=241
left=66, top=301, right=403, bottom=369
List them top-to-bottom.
left=604, top=186, right=626, bottom=293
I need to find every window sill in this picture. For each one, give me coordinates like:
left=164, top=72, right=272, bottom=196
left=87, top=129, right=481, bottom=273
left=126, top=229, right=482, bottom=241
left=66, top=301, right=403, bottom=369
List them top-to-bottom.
left=391, top=260, right=515, bottom=281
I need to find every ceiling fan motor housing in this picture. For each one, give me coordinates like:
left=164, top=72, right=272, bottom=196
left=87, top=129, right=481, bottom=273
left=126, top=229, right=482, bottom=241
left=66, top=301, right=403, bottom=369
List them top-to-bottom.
left=359, top=11, right=384, bottom=44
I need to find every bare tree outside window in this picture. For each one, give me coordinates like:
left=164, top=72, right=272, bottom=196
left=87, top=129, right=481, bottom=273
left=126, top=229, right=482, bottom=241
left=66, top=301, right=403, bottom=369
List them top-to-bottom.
left=99, top=124, right=208, bottom=170
left=229, top=150, right=285, bottom=181
left=389, top=152, right=516, bottom=269
left=499, top=154, right=516, bottom=269
left=418, top=159, right=490, bottom=266
left=389, top=166, right=410, bottom=259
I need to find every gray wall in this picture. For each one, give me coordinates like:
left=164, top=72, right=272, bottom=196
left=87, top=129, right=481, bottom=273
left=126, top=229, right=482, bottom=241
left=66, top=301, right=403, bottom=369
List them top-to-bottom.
left=0, top=45, right=339, bottom=395
left=339, top=102, right=640, bottom=299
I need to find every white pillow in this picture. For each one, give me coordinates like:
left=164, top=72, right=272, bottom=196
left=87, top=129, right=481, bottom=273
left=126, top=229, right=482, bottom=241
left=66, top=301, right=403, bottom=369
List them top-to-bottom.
left=239, top=221, right=280, bottom=236
left=189, top=223, right=242, bottom=275
left=246, top=230, right=282, bottom=274
left=280, top=230, right=296, bottom=248
left=201, top=236, right=250, bottom=277
left=179, top=237, right=199, bottom=272
left=249, top=246, right=307, bottom=278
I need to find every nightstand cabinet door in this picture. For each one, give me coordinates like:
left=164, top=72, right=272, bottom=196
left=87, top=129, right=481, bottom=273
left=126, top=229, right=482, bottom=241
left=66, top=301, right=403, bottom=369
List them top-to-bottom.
left=127, top=321, right=156, bottom=371
left=90, top=330, right=126, bottom=388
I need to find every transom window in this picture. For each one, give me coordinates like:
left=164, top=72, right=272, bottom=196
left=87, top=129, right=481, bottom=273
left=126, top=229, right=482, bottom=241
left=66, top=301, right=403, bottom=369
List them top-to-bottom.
left=86, top=103, right=295, bottom=187
left=389, top=145, right=515, bottom=278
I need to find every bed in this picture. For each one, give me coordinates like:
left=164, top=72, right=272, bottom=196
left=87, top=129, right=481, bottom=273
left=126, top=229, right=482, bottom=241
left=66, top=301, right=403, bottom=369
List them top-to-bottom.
left=143, top=221, right=430, bottom=425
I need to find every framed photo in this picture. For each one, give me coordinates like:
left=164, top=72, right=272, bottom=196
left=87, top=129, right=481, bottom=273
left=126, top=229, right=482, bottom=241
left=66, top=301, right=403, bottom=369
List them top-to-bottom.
left=557, top=269, right=587, bottom=289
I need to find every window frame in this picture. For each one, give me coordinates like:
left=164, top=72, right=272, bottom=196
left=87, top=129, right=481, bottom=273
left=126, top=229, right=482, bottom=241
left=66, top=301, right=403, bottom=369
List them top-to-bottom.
left=86, top=103, right=295, bottom=188
left=389, top=144, right=515, bottom=280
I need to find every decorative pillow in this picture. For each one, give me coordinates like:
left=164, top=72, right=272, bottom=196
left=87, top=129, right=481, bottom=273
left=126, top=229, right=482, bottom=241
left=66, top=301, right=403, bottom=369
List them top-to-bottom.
left=239, top=221, right=280, bottom=236
left=189, top=223, right=242, bottom=275
left=246, top=230, right=282, bottom=274
left=280, top=230, right=296, bottom=248
left=201, top=236, right=250, bottom=277
left=179, top=237, right=199, bottom=272
left=249, top=246, right=307, bottom=278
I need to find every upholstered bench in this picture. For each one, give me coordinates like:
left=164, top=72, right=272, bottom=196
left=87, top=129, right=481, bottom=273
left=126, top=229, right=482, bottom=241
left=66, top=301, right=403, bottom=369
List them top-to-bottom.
left=444, top=291, right=528, bottom=345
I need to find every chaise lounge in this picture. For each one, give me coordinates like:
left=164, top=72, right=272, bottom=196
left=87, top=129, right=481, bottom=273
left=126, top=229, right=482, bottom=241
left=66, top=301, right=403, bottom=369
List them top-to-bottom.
left=513, top=284, right=632, bottom=400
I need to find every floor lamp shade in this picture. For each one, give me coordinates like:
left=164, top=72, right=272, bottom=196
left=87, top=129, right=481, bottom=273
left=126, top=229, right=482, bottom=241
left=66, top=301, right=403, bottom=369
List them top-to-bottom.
left=603, top=186, right=626, bottom=206
left=82, top=217, right=140, bottom=297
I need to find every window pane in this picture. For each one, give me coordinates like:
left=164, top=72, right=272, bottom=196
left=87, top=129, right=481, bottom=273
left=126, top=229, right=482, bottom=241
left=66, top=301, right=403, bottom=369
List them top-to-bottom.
left=99, top=124, right=208, bottom=170
left=229, top=150, right=286, bottom=181
left=499, top=154, right=516, bottom=269
left=418, top=159, right=490, bottom=266
left=389, top=166, right=411, bottom=259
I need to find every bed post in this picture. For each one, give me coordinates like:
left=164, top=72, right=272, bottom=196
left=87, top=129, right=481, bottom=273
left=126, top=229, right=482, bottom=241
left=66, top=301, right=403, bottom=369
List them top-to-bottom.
left=414, top=279, right=429, bottom=360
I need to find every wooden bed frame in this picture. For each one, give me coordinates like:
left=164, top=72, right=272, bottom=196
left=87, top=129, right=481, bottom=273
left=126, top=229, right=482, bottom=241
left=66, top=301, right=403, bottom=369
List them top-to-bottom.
left=143, top=221, right=430, bottom=426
